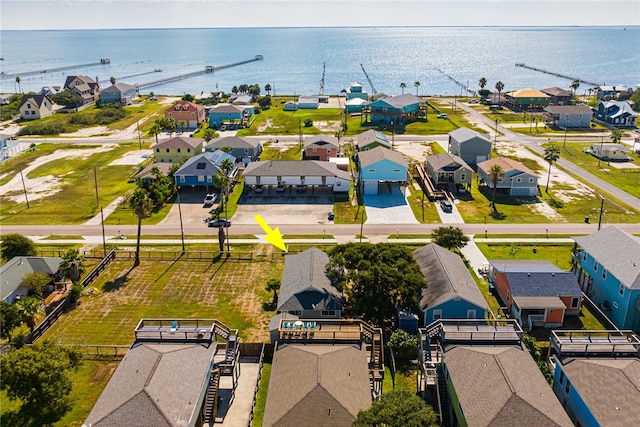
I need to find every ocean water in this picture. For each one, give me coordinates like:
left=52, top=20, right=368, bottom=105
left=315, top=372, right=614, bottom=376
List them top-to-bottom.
left=1, top=26, right=638, bottom=97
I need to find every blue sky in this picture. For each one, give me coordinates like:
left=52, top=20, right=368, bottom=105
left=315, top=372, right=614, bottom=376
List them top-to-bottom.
left=1, top=1, right=639, bottom=30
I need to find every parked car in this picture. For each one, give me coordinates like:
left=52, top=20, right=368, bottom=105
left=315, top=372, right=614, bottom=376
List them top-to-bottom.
left=437, top=113, right=448, bottom=119
left=254, top=185, right=264, bottom=193
left=276, top=185, right=286, bottom=192
left=296, top=185, right=306, bottom=193
left=203, top=193, right=217, bottom=207
left=440, top=200, right=453, bottom=212
left=327, top=212, right=335, bottom=221
left=208, top=218, right=231, bottom=228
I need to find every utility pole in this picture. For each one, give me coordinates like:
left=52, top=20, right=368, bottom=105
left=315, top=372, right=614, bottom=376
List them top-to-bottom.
left=94, top=166, right=107, bottom=257
left=20, top=169, right=29, bottom=208
left=177, top=189, right=185, bottom=254
left=598, top=195, right=605, bottom=231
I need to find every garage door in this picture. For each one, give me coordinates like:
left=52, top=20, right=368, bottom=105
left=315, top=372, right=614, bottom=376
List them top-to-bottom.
left=363, top=181, right=378, bottom=195
left=510, top=187, right=536, bottom=197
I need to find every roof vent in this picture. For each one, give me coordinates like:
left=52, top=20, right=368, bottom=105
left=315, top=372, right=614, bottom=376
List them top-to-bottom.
left=552, top=272, right=555, bottom=277
left=527, top=273, right=530, bottom=277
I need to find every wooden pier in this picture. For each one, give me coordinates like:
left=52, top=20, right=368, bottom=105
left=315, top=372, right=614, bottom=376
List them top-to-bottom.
left=137, top=55, right=263, bottom=90
left=1, top=58, right=110, bottom=80
left=515, top=63, right=602, bottom=86
left=435, top=68, right=476, bottom=96
left=117, top=69, right=162, bottom=80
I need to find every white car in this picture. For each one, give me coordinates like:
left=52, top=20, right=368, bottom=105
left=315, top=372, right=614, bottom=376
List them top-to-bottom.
left=437, top=113, right=448, bottom=119
left=203, top=193, right=217, bottom=207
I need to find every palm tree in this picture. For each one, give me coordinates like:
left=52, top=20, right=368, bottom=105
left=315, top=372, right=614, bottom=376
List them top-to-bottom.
left=15, top=76, right=21, bottom=93
left=110, top=76, right=116, bottom=86
left=479, top=77, right=487, bottom=90
left=570, top=78, right=580, bottom=98
left=414, top=81, right=421, bottom=96
left=495, top=81, right=504, bottom=105
left=400, top=82, right=406, bottom=94
left=265, top=83, right=272, bottom=96
left=231, top=86, right=239, bottom=95
left=149, top=122, right=162, bottom=144
left=203, top=128, right=217, bottom=142
left=610, top=128, right=623, bottom=143
left=543, top=144, right=561, bottom=193
left=488, top=164, right=505, bottom=211
left=216, top=169, right=231, bottom=207
left=129, top=188, right=153, bottom=267
left=59, top=249, right=86, bottom=286
left=265, top=279, right=281, bottom=305
left=16, top=296, right=44, bottom=332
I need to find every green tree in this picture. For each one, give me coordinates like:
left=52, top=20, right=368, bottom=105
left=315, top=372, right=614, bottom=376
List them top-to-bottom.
left=15, top=76, right=21, bottom=93
left=110, top=76, right=116, bottom=85
left=479, top=77, right=487, bottom=90
left=570, top=78, right=580, bottom=97
left=414, top=81, right=421, bottom=96
left=495, top=81, right=505, bottom=105
left=400, top=82, right=406, bottom=94
left=264, top=83, right=272, bottom=95
left=239, top=84, right=249, bottom=94
left=248, top=84, right=261, bottom=96
left=231, top=85, right=239, bottom=94
left=51, top=90, right=83, bottom=109
left=182, top=93, right=195, bottom=102
left=257, top=95, right=272, bottom=109
left=158, top=117, right=177, bottom=136
left=304, top=118, right=313, bottom=127
left=178, top=120, right=187, bottom=133
left=149, top=122, right=163, bottom=144
left=203, top=127, right=218, bottom=142
left=610, top=128, right=623, bottom=143
left=543, top=144, right=561, bottom=193
left=221, top=146, right=233, bottom=154
left=488, top=163, right=505, bottom=211
left=216, top=169, right=231, bottom=210
left=129, top=188, right=153, bottom=267
left=431, top=226, right=470, bottom=251
left=1, top=233, right=36, bottom=261
left=59, top=248, right=86, bottom=285
left=20, top=272, right=51, bottom=298
left=265, top=278, right=281, bottom=304
left=15, top=296, right=44, bottom=332
left=0, top=301, right=22, bottom=343
left=388, top=329, right=418, bottom=353
left=0, top=343, right=81, bottom=420
left=353, top=390, right=438, bottom=427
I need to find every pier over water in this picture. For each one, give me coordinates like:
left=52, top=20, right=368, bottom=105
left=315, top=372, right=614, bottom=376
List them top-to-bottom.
left=1, top=59, right=110, bottom=80
left=515, top=63, right=602, bottom=86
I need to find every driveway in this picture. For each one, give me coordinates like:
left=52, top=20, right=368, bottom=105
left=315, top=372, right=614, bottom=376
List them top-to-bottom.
left=159, top=187, right=219, bottom=226
left=363, top=188, right=419, bottom=225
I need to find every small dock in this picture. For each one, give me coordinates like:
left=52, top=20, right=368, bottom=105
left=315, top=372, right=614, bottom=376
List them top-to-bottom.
left=137, top=55, right=263, bottom=90
left=1, top=58, right=110, bottom=80
left=515, top=63, right=602, bottom=86
left=435, top=67, right=476, bottom=96
left=117, top=69, right=162, bottom=80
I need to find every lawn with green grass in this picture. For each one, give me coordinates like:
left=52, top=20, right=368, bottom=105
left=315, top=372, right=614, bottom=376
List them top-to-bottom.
left=237, top=101, right=339, bottom=136
left=260, top=141, right=303, bottom=161
left=406, top=188, right=440, bottom=223
left=476, top=242, right=574, bottom=270
left=251, top=363, right=272, bottom=427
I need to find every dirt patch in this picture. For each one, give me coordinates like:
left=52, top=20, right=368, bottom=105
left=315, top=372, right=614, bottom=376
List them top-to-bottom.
left=257, top=118, right=273, bottom=132
left=314, top=120, right=341, bottom=132
left=60, top=126, right=111, bottom=138
left=394, top=141, right=434, bottom=163
left=109, top=150, right=153, bottom=166
left=527, top=199, right=566, bottom=221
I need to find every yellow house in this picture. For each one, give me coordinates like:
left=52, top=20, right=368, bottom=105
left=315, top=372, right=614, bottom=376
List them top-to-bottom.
left=19, top=95, right=54, bottom=120
left=152, top=136, right=204, bottom=163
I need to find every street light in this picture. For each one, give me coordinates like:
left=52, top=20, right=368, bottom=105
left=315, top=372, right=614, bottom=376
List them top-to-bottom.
left=494, top=119, right=498, bottom=150
left=391, top=120, right=395, bottom=147
left=597, top=195, right=605, bottom=231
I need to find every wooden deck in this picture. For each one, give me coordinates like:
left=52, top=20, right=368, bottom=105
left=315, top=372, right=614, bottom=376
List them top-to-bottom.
left=551, top=330, right=640, bottom=356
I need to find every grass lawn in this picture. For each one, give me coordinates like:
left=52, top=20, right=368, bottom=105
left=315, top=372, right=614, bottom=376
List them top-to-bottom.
left=237, top=101, right=338, bottom=136
left=260, top=141, right=303, bottom=160
left=1, top=143, right=142, bottom=225
left=333, top=184, right=367, bottom=225
left=541, top=184, right=637, bottom=223
left=406, top=188, right=440, bottom=223
left=475, top=242, right=574, bottom=270
left=41, top=256, right=284, bottom=345
left=528, top=304, right=607, bottom=347
left=382, top=360, right=418, bottom=394
left=251, top=363, right=272, bottom=427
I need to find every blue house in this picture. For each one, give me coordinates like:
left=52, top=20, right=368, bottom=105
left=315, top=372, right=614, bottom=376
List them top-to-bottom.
left=99, top=83, right=138, bottom=106
left=368, top=93, right=422, bottom=124
left=595, top=100, right=638, bottom=128
left=209, top=104, right=254, bottom=129
left=357, top=146, right=408, bottom=195
left=174, top=150, right=236, bottom=188
left=573, top=226, right=640, bottom=333
left=413, top=244, right=488, bottom=325
left=549, top=330, right=640, bottom=427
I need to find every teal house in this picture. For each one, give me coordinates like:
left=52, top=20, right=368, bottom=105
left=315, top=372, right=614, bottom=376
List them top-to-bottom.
left=368, top=94, right=422, bottom=124
left=357, top=146, right=408, bottom=195
left=573, top=226, right=640, bottom=333
left=413, top=244, right=488, bottom=326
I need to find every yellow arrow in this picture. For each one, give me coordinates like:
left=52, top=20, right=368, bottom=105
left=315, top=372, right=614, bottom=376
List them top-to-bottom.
left=254, top=214, right=287, bottom=252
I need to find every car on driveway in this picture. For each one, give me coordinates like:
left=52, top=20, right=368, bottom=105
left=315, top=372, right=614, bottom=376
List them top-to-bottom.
left=437, top=113, right=448, bottom=119
left=254, top=185, right=264, bottom=193
left=276, top=185, right=286, bottom=192
left=296, top=185, right=306, bottom=193
left=203, top=193, right=217, bottom=207
left=440, top=200, right=453, bottom=212
left=327, top=212, right=335, bottom=221
left=208, top=218, right=231, bottom=228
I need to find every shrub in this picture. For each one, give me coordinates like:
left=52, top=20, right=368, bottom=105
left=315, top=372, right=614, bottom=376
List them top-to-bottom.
left=17, top=120, right=68, bottom=136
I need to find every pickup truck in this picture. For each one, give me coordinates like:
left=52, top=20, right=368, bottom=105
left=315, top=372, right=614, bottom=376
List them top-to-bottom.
left=203, top=193, right=217, bottom=207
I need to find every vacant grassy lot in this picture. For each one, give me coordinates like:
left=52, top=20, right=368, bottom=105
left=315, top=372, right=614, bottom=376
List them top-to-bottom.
left=1, top=143, right=143, bottom=225
left=476, top=242, right=574, bottom=270
left=42, top=255, right=284, bottom=345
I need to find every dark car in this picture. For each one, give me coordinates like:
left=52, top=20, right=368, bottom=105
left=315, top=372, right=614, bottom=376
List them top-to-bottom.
left=296, top=185, right=306, bottom=193
left=440, top=200, right=453, bottom=212
left=327, top=212, right=335, bottom=221
left=208, top=218, right=231, bottom=228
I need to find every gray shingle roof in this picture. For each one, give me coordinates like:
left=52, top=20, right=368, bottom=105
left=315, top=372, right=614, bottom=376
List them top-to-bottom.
left=541, top=87, right=572, bottom=97
left=377, top=93, right=422, bottom=109
left=18, top=94, right=52, bottom=109
left=544, top=105, right=593, bottom=115
left=449, top=126, right=491, bottom=143
left=355, top=129, right=391, bottom=150
left=304, top=135, right=339, bottom=148
left=152, top=136, right=203, bottom=149
left=205, top=136, right=260, bottom=150
left=357, top=146, right=407, bottom=168
left=174, top=151, right=235, bottom=177
left=425, top=153, right=472, bottom=172
left=244, top=160, right=350, bottom=180
left=574, top=226, right=640, bottom=290
left=413, top=244, right=488, bottom=311
left=278, top=248, right=342, bottom=312
left=1, top=256, right=62, bottom=301
left=489, top=260, right=563, bottom=273
left=506, top=272, right=582, bottom=297
left=85, top=341, right=217, bottom=426
left=263, top=344, right=371, bottom=427
left=445, top=345, right=573, bottom=427
left=557, top=356, right=640, bottom=427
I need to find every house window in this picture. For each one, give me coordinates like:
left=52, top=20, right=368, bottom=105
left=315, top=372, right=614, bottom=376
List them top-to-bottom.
left=191, top=112, right=195, bottom=117
left=313, top=147, right=318, bottom=152
left=156, top=148, right=160, bottom=153
left=166, top=148, right=170, bottom=153
left=177, top=148, right=181, bottom=153
left=244, top=148, right=249, bottom=154
left=327, top=148, right=332, bottom=153
left=187, top=149, right=191, bottom=153
left=368, top=169, right=375, bottom=173
left=393, top=169, right=400, bottom=173
left=461, top=173, right=466, bottom=181
left=179, top=175, right=185, bottom=183
left=197, top=176, right=204, bottom=182
left=207, top=176, right=213, bottom=183
left=516, top=178, right=522, bottom=183
left=529, top=178, right=534, bottom=183
left=336, top=181, right=342, bottom=186
left=583, top=251, right=587, bottom=261
left=593, top=261, right=598, bottom=272
left=602, top=270, right=607, bottom=280
left=619, top=284, right=625, bottom=296
left=571, top=297, right=579, bottom=308
left=613, top=301, right=619, bottom=309
left=322, top=310, right=336, bottom=316
left=433, top=310, right=442, bottom=321
left=466, top=310, right=476, bottom=319
left=559, top=370, right=565, bottom=385
left=565, top=380, right=571, bottom=394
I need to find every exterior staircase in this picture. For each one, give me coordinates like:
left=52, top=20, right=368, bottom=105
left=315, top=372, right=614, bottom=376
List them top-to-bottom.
left=436, top=365, right=451, bottom=427
left=202, top=368, right=221, bottom=426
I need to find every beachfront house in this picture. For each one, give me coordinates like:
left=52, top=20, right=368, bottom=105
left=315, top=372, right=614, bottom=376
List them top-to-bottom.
left=64, top=75, right=100, bottom=106
left=345, top=82, right=368, bottom=101
left=99, top=83, right=138, bottom=106
left=598, top=85, right=627, bottom=100
left=540, top=87, right=573, bottom=106
left=503, top=88, right=550, bottom=111
left=18, top=94, right=54, bottom=120
left=368, top=94, right=422, bottom=125
left=297, top=95, right=319, bottom=109
left=345, top=98, right=368, bottom=113
left=164, top=100, right=206, bottom=129
left=283, top=100, right=297, bottom=111
left=595, top=100, right=638, bottom=128
left=209, top=104, right=254, bottom=129
left=543, top=105, right=593, bottom=128
left=448, top=127, right=492, bottom=164
left=355, top=129, right=391, bottom=151
left=303, top=135, right=339, bottom=161
left=152, top=136, right=204, bottom=163
left=205, top=136, right=262, bottom=163
left=589, top=143, right=630, bottom=161
left=357, top=146, right=408, bottom=195
left=173, top=150, right=236, bottom=189
left=424, top=153, right=473, bottom=190
left=477, top=157, right=539, bottom=197
left=243, top=160, right=350, bottom=192
left=572, top=226, right=640, bottom=332
left=413, top=244, right=488, bottom=325
left=1, top=256, right=62, bottom=303
left=488, top=260, right=582, bottom=331
left=549, top=330, right=640, bottom=427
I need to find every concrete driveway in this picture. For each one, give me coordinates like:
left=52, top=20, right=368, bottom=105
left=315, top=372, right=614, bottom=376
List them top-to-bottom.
left=159, top=187, right=219, bottom=226
left=363, top=189, right=419, bottom=225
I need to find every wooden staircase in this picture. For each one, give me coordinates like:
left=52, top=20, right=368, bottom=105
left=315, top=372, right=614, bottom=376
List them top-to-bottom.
left=436, top=365, right=451, bottom=427
left=202, top=368, right=221, bottom=425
